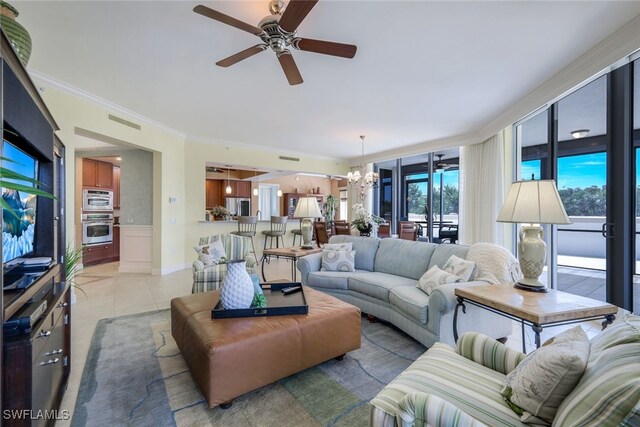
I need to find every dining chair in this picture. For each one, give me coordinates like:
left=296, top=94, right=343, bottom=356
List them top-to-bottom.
left=313, top=221, right=329, bottom=247
left=398, top=221, right=418, bottom=241
left=334, top=222, right=351, bottom=236
left=378, top=223, right=391, bottom=238
left=437, top=224, right=459, bottom=244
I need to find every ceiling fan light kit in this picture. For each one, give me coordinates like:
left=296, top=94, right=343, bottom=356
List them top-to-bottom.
left=194, top=0, right=357, bottom=85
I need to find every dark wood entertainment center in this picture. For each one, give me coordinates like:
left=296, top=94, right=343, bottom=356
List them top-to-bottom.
left=2, top=31, right=70, bottom=426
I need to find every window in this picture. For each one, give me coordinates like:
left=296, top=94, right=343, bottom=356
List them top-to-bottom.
left=519, top=109, right=548, bottom=180
left=405, top=173, right=428, bottom=221
left=339, top=190, right=348, bottom=221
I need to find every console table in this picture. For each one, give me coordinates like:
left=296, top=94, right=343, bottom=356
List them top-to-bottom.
left=454, top=283, right=618, bottom=353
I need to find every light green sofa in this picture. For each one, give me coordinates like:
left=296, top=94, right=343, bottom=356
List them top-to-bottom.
left=297, top=235, right=514, bottom=347
left=370, top=314, right=640, bottom=427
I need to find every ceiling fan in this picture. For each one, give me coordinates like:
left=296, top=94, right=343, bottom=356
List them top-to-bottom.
left=194, top=0, right=357, bottom=85
left=434, top=154, right=459, bottom=172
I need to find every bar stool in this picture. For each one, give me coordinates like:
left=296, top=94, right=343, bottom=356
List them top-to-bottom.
left=230, top=216, right=258, bottom=263
left=262, top=216, right=288, bottom=250
left=291, top=228, right=302, bottom=246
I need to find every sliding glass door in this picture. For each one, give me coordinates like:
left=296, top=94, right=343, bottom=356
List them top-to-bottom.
left=516, top=62, right=637, bottom=313
left=555, top=76, right=608, bottom=302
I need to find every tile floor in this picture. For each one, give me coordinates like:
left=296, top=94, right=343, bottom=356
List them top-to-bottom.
left=55, top=259, right=627, bottom=426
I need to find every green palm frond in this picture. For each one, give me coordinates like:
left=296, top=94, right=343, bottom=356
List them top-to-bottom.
left=64, top=244, right=87, bottom=299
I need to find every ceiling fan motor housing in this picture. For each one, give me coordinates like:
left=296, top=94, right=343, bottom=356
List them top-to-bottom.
left=258, top=14, right=297, bottom=53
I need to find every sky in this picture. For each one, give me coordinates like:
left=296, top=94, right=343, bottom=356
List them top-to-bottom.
left=3, top=140, right=37, bottom=183
left=520, top=152, right=639, bottom=189
left=407, top=170, right=459, bottom=188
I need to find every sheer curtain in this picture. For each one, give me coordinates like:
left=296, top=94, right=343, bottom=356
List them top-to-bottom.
left=459, top=132, right=505, bottom=245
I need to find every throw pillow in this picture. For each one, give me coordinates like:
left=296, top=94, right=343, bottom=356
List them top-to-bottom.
left=194, top=239, right=226, bottom=267
left=322, top=242, right=353, bottom=251
left=321, top=249, right=356, bottom=272
left=442, top=255, right=476, bottom=281
left=417, top=265, right=463, bottom=295
left=502, top=326, right=590, bottom=423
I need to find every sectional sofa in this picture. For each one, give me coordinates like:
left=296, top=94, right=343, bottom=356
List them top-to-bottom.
left=297, top=235, right=514, bottom=348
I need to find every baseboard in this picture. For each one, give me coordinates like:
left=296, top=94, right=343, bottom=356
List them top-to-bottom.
left=151, top=263, right=190, bottom=276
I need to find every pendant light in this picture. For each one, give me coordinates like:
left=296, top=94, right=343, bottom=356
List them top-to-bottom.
left=225, top=166, right=232, bottom=194
left=253, top=170, right=259, bottom=196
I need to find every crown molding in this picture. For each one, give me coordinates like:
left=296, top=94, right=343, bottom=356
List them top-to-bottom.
left=28, top=69, right=187, bottom=139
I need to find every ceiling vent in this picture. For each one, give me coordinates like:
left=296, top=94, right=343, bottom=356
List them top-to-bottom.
left=108, top=114, right=141, bottom=130
left=279, top=155, right=300, bottom=162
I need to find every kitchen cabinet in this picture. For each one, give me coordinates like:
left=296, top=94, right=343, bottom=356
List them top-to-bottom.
left=82, top=158, right=113, bottom=188
left=113, top=165, right=121, bottom=209
left=206, top=179, right=223, bottom=209
left=235, top=180, right=251, bottom=198
left=113, top=226, right=120, bottom=259
left=83, top=243, right=114, bottom=265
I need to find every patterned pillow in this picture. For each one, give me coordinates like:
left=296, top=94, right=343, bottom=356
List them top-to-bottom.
left=194, top=239, right=226, bottom=267
left=323, top=242, right=353, bottom=251
left=321, top=249, right=356, bottom=272
left=442, top=255, right=476, bottom=281
left=417, top=265, right=463, bottom=295
left=502, top=326, right=590, bottom=423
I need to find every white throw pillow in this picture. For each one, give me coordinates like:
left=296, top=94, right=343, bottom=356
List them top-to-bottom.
left=194, top=239, right=226, bottom=267
left=322, top=242, right=353, bottom=251
left=321, top=249, right=356, bottom=272
left=442, top=255, right=476, bottom=281
left=417, top=265, right=463, bottom=295
left=502, top=326, right=590, bottom=423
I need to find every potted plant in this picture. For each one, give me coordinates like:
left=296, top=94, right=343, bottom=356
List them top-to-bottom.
left=323, top=195, right=338, bottom=232
left=351, top=203, right=385, bottom=237
left=351, top=204, right=373, bottom=236
left=210, top=206, right=229, bottom=221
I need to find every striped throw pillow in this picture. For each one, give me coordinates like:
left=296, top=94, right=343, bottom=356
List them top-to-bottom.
left=553, top=342, right=640, bottom=426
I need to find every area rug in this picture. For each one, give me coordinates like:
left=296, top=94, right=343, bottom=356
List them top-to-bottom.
left=72, top=309, right=426, bottom=427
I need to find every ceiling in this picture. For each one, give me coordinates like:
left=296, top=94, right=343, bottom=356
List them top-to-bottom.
left=14, top=1, right=640, bottom=160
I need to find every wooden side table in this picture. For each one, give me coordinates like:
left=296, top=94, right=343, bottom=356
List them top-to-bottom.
left=261, top=246, right=322, bottom=282
left=454, top=283, right=618, bottom=353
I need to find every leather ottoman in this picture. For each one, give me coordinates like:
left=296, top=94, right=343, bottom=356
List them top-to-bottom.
left=171, top=286, right=361, bottom=408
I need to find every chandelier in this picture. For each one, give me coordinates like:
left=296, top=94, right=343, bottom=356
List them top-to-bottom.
left=347, top=135, right=378, bottom=202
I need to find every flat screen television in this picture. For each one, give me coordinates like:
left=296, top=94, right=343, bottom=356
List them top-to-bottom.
left=2, top=139, right=39, bottom=265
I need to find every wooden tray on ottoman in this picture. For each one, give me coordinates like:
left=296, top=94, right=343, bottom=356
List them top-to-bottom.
left=211, top=282, right=308, bottom=318
left=171, top=286, right=362, bottom=408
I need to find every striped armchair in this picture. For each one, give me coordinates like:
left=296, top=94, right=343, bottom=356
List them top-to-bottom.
left=192, top=234, right=257, bottom=293
left=371, top=315, right=640, bottom=427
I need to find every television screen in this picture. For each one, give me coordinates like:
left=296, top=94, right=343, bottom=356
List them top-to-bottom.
left=2, top=140, right=38, bottom=264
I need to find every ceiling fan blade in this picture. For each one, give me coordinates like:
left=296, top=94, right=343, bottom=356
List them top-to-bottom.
left=278, top=0, right=318, bottom=32
left=194, top=5, right=262, bottom=36
left=294, top=38, right=357, bottom=59
left=216, top=44, right=267, bottom=67
left=277, top=51, right=303, bottom=85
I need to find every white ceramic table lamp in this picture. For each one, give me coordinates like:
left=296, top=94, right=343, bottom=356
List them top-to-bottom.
left=497, top=180, right=571, bottom=292
left=293, top=197, right=322, bottom=249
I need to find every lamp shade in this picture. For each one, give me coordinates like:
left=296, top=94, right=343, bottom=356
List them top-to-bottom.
left=497, top=180, right=571, bottom=225
left=293, top=197, right=322, bottom=219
